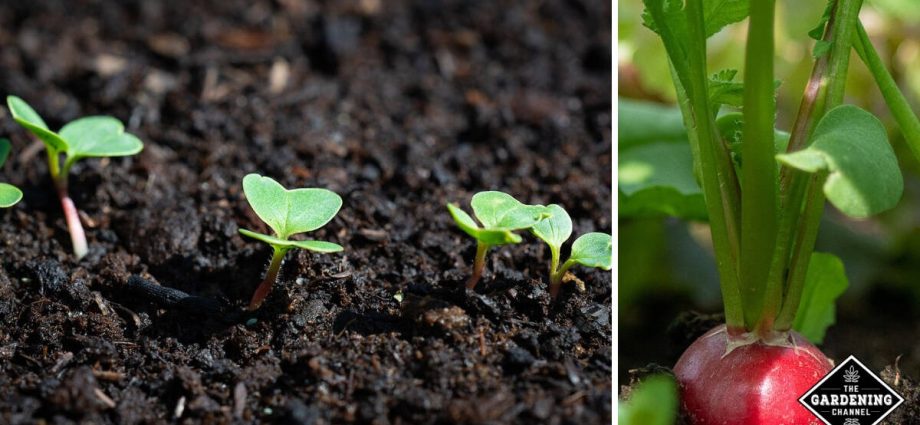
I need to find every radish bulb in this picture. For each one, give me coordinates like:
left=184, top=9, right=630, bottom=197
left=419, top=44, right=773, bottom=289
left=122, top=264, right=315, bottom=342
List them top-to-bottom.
left=674, top=325, right=832, bottom=424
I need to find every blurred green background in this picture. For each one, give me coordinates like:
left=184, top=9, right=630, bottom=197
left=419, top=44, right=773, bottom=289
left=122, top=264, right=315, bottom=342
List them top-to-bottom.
left=618, top=0, right=920, bottom=383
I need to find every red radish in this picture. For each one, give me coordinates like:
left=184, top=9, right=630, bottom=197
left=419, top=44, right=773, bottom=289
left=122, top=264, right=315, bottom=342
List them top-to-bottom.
left=674, top=325, right=832, bottom=425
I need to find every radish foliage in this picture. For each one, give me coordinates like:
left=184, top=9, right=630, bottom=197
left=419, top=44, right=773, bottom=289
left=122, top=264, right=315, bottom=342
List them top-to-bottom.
left=621, top=0, right=920, bottom=422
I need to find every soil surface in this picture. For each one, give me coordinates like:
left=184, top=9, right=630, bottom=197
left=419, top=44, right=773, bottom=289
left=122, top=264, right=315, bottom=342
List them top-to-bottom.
left=0, top=1, right=612, bottom=424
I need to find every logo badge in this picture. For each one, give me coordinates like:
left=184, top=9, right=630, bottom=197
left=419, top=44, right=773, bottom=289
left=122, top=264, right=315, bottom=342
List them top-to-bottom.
left=800, top=355, right=904, bottom=425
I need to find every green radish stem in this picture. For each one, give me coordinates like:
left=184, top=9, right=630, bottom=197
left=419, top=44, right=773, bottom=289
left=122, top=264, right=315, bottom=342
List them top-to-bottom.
left=741, top=0, right=779, bottom=335
left=466, top=242, right=490, bottom=290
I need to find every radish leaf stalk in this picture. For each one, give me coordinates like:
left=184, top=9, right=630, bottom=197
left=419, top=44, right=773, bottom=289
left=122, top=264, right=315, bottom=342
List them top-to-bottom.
left=853, top=22, right=920, bottom=162
left=6, top=96, right=143, bottom=259
left=239, top=173, right=343, bottom=310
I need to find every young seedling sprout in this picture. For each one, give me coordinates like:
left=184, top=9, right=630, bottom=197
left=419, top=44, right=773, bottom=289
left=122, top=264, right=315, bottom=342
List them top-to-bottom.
left=6, top=96, right=143, bottom=259
left=0, top=139, right=23, bottom=208
left=239, top=173, right=343, bottom=310
left=447, top=191, right=547, bottom=289
left=530, top=204, right=612, bottom=299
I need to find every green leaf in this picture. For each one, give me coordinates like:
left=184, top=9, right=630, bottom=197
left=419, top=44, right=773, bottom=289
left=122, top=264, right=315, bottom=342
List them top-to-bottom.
left=641, top=0, right=686, bottom=40
left=642, top=0, right=749, bottom=39
left=702, top=0, right=750, bottom=38
left=808, top=0, right=833, bottom=40
left=808, top=1, right=833, bottom=57
left=812, top=40, right=832, bottom=58
left=708, top=69, right=744, bottom=107
left=708, top=70, right=781, bottom=109
left=6, top=96, right=68, bottom=152
left=618, top=99, right=688, bottom=150
left=777, top=105, right=903, bottom=218
left=717, top=113, right=791, bottom=175
left=60, top=116, right=143, bottom=158
left=0, top=138, right=10, bottom=168
left=0, top=139, right=22, bottom=208
left=619, top=142, right=706, bottom=220
left=242, top=174, right=343, bottom=239
left=0, top=183, right=22, bottom=208
left=470, top=191, right=544, bottom=230
left=446, top=195, right=531, bottom=246
left=447, top=203, right=480, bottom=238
left=530, top=204, right=572, bottom=250
left=239, top=228, right=343, bottom=252
left=474, top=229, right=524, bottom=245
left=569, top=232, right=612, bottom=270
left=793, top=252, right=848, bottom=343
left=619, top=374, right=678, bottom=425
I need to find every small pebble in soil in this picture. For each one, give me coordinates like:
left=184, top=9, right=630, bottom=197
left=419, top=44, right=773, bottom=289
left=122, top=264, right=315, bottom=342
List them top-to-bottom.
left=503, top=343, right=537, bottom=374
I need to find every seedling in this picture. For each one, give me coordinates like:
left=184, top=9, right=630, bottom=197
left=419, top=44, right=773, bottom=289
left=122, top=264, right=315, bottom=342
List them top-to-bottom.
left=626, top=0, right=920, bottom=421
left=6, top=96, right=143, bottom=259
left=0, top=139, right=23, bottom=208
left=239, top=174, right=343, bottom=310
left=447, top=191, right=547, bottom=289
left=530, top=204, right=612, bottom=298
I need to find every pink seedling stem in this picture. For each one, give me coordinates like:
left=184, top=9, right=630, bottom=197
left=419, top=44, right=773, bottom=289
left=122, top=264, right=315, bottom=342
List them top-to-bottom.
left=57, top=184, right=88, bottom=259
left=248, top=247, right=286, bottom=310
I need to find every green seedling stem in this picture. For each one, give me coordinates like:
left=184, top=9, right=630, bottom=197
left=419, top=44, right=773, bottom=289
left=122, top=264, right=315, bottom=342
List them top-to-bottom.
left=468, top=242, right=489, bottom=289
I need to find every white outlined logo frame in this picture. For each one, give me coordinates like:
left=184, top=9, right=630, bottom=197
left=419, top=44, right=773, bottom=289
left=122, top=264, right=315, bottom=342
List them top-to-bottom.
left=799, top=355, right=904, bottom=425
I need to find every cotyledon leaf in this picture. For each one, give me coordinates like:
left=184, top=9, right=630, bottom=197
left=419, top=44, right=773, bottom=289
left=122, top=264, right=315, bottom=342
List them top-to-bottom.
left=6, top=96, right=68, bottom=152
left=60, top=116, right=143, bottom=158
left=242, top=174, right=343, bottom=239
left=470, top=191, right=543, bottom=230
left=447, top=199, right=530, bottom=245
left=530, top=204, right=573, bottom=249
left=238, top=229, right=343, bottom=252
left=569, top=232, right=613, bottom=270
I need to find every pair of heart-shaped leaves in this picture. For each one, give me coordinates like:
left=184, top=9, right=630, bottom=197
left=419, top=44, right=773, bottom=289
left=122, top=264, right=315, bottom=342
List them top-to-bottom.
left=6, top=96, right=143, bottom=161
left=0, top=139, right=22, bottom=208
left=239, top=174, right=343, bottom=253
left=447, top=191, right=547, bottom=245
left=448, top=192, right=612, bottom=271
left=531, top=204, right=613, bottom=271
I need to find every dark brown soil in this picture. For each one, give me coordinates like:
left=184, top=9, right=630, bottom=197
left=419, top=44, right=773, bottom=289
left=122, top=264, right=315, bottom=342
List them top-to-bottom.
left=0, top=1, right=612, bottom=423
